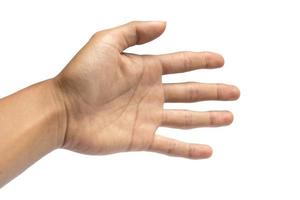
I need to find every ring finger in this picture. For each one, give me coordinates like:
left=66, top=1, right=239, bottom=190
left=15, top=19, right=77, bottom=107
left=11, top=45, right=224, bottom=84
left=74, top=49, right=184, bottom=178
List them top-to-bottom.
left=161, top=109, right=234, bottom=129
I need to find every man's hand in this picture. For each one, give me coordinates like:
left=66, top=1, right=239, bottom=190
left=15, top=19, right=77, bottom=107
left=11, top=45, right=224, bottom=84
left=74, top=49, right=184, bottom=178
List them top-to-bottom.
left=0, top=21, right=240, bottom=187
left=54, top=21, right=240, bottom=158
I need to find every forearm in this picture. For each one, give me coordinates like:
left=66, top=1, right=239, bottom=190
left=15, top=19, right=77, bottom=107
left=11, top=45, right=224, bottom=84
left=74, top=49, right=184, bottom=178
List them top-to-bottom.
left=0, top=79, right=66, bottom=187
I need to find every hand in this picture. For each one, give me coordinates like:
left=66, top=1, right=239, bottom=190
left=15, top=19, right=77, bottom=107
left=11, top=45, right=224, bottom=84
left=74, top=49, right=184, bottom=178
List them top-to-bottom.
left=54, top=21, right=240, bottom=159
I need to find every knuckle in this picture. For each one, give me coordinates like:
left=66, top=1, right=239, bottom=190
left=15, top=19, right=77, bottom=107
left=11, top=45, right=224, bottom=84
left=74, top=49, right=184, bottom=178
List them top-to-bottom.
left=90, top=30, right=111, bottom=44
left=91, top=30, right=105, bottom=40
left=180, top=51, right=192, bottom=71
left=201, top=52, right=209, bottom=67
left=186, top=82, right=200, bottom=102
left=216, top=83, right=223, bottom=100
left=215, top=84, right=220, bottom=100
left=183, top=110, right=193, bottom=129
left=209, top=111, right=217, bottom=126
left=188, top=143, right=195, bottom=158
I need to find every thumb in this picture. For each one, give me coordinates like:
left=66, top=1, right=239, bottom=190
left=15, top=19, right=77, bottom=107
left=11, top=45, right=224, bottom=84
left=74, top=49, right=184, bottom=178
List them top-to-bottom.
left=108, top=21, right=166, bottom=51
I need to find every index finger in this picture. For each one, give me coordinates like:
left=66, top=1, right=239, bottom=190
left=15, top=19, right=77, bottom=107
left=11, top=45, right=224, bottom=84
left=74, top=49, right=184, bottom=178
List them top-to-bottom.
left=157, top=51, right=224, bottom=75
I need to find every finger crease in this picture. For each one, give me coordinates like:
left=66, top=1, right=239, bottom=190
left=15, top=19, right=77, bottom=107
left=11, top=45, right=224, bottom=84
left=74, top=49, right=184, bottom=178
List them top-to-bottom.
left=216, top=84, right=222, bottom=100
left=209, top=111, right=216, bottom=126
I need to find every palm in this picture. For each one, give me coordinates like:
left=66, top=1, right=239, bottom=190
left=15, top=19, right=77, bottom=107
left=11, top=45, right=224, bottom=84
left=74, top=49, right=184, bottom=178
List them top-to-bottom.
left=57, top=21, right=239, bottom=159
left=58, top=41, right=164, bottom=154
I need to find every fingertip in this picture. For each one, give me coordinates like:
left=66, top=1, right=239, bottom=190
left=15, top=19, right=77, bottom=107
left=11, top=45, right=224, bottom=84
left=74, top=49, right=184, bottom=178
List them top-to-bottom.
left=152, top=20, right=167, bottom=27
left=135, top=21, right=166, bottom=45
left=146, top=21, right=167, bottom=30
left=156, top=21, right=167, bottom=34
left=205, top=52, right=225, bottom=68
left=216, top=54, right=225, bottom=67
left=222, top=84, right=240, bottom=100
left=231, top=86, right=241, bottom=100
left=235, top=86, right=241, bottom=99
left=223, top=111, right=234, bottom=125
left=189, top=144, right=213, bottom=159
left=200, top=145, right=213, bottom=159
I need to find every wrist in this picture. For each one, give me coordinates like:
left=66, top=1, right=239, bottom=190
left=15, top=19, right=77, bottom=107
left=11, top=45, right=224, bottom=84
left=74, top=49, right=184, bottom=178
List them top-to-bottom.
left=46, top=78, right=68, bottom=149
left=0, top=79, right=68, bottom=186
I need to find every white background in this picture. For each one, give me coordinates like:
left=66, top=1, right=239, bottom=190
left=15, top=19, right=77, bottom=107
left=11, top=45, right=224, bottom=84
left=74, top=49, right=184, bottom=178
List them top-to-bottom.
left=0, top=0, right=300, bottom=199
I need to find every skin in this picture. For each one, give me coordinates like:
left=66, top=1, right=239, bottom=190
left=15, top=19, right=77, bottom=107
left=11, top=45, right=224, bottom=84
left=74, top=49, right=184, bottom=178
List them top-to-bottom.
left=0, top=21, right=240, bottom=188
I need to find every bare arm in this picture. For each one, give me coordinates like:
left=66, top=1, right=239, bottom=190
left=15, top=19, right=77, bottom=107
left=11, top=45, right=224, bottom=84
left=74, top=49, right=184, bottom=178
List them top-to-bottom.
left=0, top=21, right=240, bottom=188
left=0, top=80, right=66, bottom=186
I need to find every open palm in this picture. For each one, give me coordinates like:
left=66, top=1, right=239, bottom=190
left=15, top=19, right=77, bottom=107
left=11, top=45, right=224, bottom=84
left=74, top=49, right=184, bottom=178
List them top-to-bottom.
left=55, top=21, right=240, bottom=159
